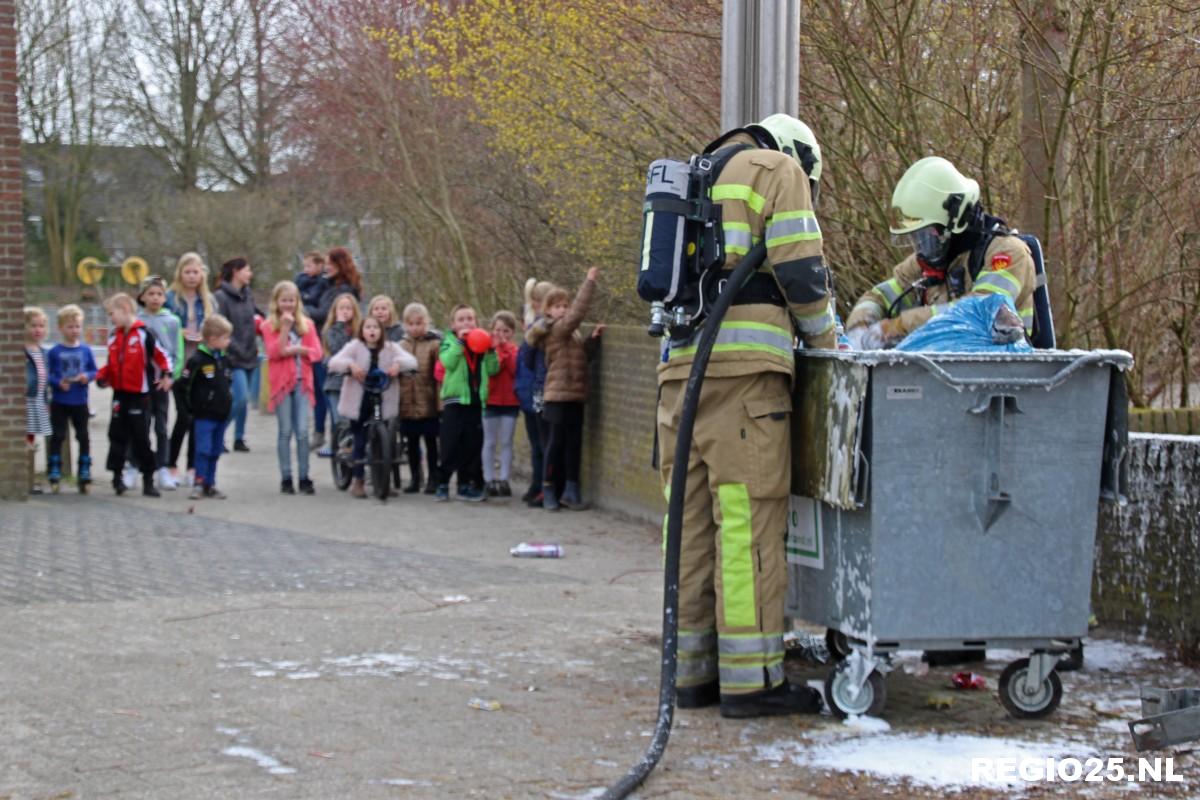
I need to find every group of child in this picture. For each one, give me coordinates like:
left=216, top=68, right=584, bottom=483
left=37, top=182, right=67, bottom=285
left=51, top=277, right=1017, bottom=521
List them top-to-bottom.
left=23, top=249, right=606, bottom=511
left=314, top=262, right=604, bottom=509
left=23, top=288, right=234, bottom=499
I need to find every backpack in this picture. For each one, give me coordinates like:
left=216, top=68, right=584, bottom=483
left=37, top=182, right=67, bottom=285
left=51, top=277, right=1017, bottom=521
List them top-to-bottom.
left=637, top=145, right=750, bottom=335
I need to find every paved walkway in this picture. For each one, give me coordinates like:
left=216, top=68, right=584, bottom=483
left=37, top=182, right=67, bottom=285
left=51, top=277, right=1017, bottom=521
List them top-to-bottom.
left=2, top=409, right=1197, bottom=798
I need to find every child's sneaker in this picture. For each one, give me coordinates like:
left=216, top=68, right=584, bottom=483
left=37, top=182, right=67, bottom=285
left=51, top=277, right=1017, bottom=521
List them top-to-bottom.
left=122, top=465, right=139, bottom=489
left=157, top=467, right=178, bottom=490
left=113, top=474, right=127, bottom=496
left=281, top=478, right=295, bottom=495
left=298, top=478, right=315, bottom=495
left=486, top=481, right=500, bottom=498
left=499, top=481, right=513, bottom=498
left=189, top=484, right=204, bottom=500
left=434, top=484, right=450, bottom=502
left=203, top=486, right=227, bottom=500
left=457, top=486, right=486, bottom=503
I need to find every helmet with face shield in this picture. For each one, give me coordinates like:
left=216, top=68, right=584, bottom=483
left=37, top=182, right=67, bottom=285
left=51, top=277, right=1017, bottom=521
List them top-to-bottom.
left=889, top=157, right=980, bottom=268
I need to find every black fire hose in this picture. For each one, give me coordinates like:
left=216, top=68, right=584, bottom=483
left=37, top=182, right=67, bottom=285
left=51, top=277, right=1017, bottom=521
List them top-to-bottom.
left=601, top=243, right=768, bottom=800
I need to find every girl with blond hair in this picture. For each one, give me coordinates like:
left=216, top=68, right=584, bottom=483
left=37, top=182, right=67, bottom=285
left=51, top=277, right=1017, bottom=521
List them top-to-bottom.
left=166, top=252, right=217, bottom=485
left=261, top=280, right=323, bottom=494
left=320, top=292, right=363, bottom=440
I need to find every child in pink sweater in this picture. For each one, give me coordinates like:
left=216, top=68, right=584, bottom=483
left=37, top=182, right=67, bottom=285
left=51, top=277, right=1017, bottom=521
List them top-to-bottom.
left=260, top=280, right=323, bottom=494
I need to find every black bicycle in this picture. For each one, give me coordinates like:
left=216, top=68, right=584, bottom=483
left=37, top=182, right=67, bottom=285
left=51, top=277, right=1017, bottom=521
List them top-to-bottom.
left=330, top=369, right=394, bottom=501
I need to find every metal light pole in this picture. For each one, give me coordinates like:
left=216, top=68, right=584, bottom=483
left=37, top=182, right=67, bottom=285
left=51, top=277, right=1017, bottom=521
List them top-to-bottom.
left=721, top=0, right=801, bottom=131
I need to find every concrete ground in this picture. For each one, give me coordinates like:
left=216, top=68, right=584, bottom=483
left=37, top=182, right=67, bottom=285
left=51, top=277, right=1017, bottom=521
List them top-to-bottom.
left=2, top=406, right=1198, bottom=799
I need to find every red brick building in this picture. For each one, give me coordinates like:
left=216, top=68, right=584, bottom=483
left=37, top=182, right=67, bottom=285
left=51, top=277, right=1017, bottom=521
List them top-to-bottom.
left=0, top=2, right=26, bottom=499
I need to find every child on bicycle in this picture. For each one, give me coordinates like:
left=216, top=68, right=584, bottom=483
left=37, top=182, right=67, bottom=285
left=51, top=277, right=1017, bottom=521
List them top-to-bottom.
left=327, top=316, right=416, bottom=498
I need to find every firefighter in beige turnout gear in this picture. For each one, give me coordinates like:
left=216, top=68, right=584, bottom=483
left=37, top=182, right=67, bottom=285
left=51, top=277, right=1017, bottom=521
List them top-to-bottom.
left=657, top=114, right=835, bottom=718
left=847, top=156, right=1037, bottom=348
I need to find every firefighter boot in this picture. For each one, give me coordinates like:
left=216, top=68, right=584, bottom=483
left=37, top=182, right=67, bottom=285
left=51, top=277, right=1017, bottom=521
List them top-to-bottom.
left=47, top=453, right=62, bottom=492
left=77, top=454, right=92, bottom=494
left=676, top=681, right=720, bottom=709
left=719, top=682, right=824, bottom=719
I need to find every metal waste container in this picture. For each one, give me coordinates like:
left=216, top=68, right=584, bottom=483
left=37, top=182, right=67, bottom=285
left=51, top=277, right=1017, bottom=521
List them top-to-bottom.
left=785, top=349, right=1133, bottom=719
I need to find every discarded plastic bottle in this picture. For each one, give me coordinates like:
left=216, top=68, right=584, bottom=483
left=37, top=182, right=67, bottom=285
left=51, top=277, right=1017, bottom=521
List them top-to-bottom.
left=835, top=313, right=852, bottom=350
left=510, top=542, right=564, bottom=558
left=467, top=697, right=501, bottom=711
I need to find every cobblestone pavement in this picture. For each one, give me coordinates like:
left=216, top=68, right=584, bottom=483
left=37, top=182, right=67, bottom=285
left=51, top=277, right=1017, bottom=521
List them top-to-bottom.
left=2, top=409, right=1198, bottom=799
left=1, top=498, right=565, bottom=605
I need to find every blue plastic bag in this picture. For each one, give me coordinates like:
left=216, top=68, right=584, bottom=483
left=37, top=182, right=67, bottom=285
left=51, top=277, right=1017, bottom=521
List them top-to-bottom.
left=895, top=294, right=1033, bottom=353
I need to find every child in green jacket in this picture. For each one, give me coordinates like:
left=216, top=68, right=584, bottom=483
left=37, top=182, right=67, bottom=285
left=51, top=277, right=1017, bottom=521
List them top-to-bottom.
left=434, top=304, right=498, bottom=502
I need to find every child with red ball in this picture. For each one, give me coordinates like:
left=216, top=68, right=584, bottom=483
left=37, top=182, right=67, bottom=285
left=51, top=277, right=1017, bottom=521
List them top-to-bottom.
left=433, top=304, right=498, bottom=502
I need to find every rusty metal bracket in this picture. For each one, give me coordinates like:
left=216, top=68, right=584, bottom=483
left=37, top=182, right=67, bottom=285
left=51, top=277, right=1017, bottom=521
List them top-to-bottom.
left=1129, top=687, right=1200, bottom=751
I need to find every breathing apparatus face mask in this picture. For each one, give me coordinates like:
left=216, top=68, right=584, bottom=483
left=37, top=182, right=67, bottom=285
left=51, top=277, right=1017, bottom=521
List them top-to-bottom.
left=897, top=224, right=951, bottom=271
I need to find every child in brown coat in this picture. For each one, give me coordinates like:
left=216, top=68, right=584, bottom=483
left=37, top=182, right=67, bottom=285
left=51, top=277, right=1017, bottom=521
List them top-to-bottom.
left=525, top=267, right=605, bottom=510
left=398, top=302, right=443, bottom=493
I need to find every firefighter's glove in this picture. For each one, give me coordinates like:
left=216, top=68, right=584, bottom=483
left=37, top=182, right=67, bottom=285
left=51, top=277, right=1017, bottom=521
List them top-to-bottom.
left=846, top=319, right=904, bottom=351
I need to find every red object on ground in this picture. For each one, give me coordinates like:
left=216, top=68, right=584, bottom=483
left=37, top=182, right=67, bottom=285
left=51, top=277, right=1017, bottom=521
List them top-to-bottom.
left=465, top=328, right=492, bottom=354
left=951, top=671, right=987, bottom=690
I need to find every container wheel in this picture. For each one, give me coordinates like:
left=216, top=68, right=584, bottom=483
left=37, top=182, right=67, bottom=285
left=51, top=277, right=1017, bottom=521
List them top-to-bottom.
left=825, top=628, right=851, bottom=663
left=1057, top=642, right=1084, bottom=673
left=999, top=657, right=1062, bottom=719
left=824, top=660, right=887, bottom=719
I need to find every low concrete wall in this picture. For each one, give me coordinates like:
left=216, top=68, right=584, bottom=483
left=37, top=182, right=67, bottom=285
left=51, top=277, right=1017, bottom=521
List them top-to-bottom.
left=514, top=328, right=1200, bottom=659
left=1093, top=434, right=1200, bottom=660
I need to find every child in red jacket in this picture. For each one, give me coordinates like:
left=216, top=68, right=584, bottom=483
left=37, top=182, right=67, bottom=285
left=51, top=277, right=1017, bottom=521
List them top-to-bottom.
left=95, top=293, right=173, bottom=496
left=482, top=311, right=520, bottom=497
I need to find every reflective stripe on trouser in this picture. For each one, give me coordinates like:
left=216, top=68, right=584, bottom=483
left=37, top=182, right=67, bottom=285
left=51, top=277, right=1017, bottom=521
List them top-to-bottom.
left=658, top=371, right=791, bottom=696
left=677, top=628, right=718, bottom=687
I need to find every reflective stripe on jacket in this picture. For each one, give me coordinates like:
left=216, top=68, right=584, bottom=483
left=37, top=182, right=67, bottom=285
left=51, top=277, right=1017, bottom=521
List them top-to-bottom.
left=658, top=133, right=835, bottom=384
left=846, top=235, right=1036, bottom=337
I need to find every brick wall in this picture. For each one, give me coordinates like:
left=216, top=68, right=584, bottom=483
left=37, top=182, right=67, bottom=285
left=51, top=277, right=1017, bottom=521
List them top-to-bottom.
left=0, top=2, right=25, bottom=500
left=512, top=324, right=665, bottom=524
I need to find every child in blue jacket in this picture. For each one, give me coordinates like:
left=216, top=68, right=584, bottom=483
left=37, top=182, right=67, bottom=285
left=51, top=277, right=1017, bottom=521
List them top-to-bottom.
left=46, top=304, right=98, bottom=491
